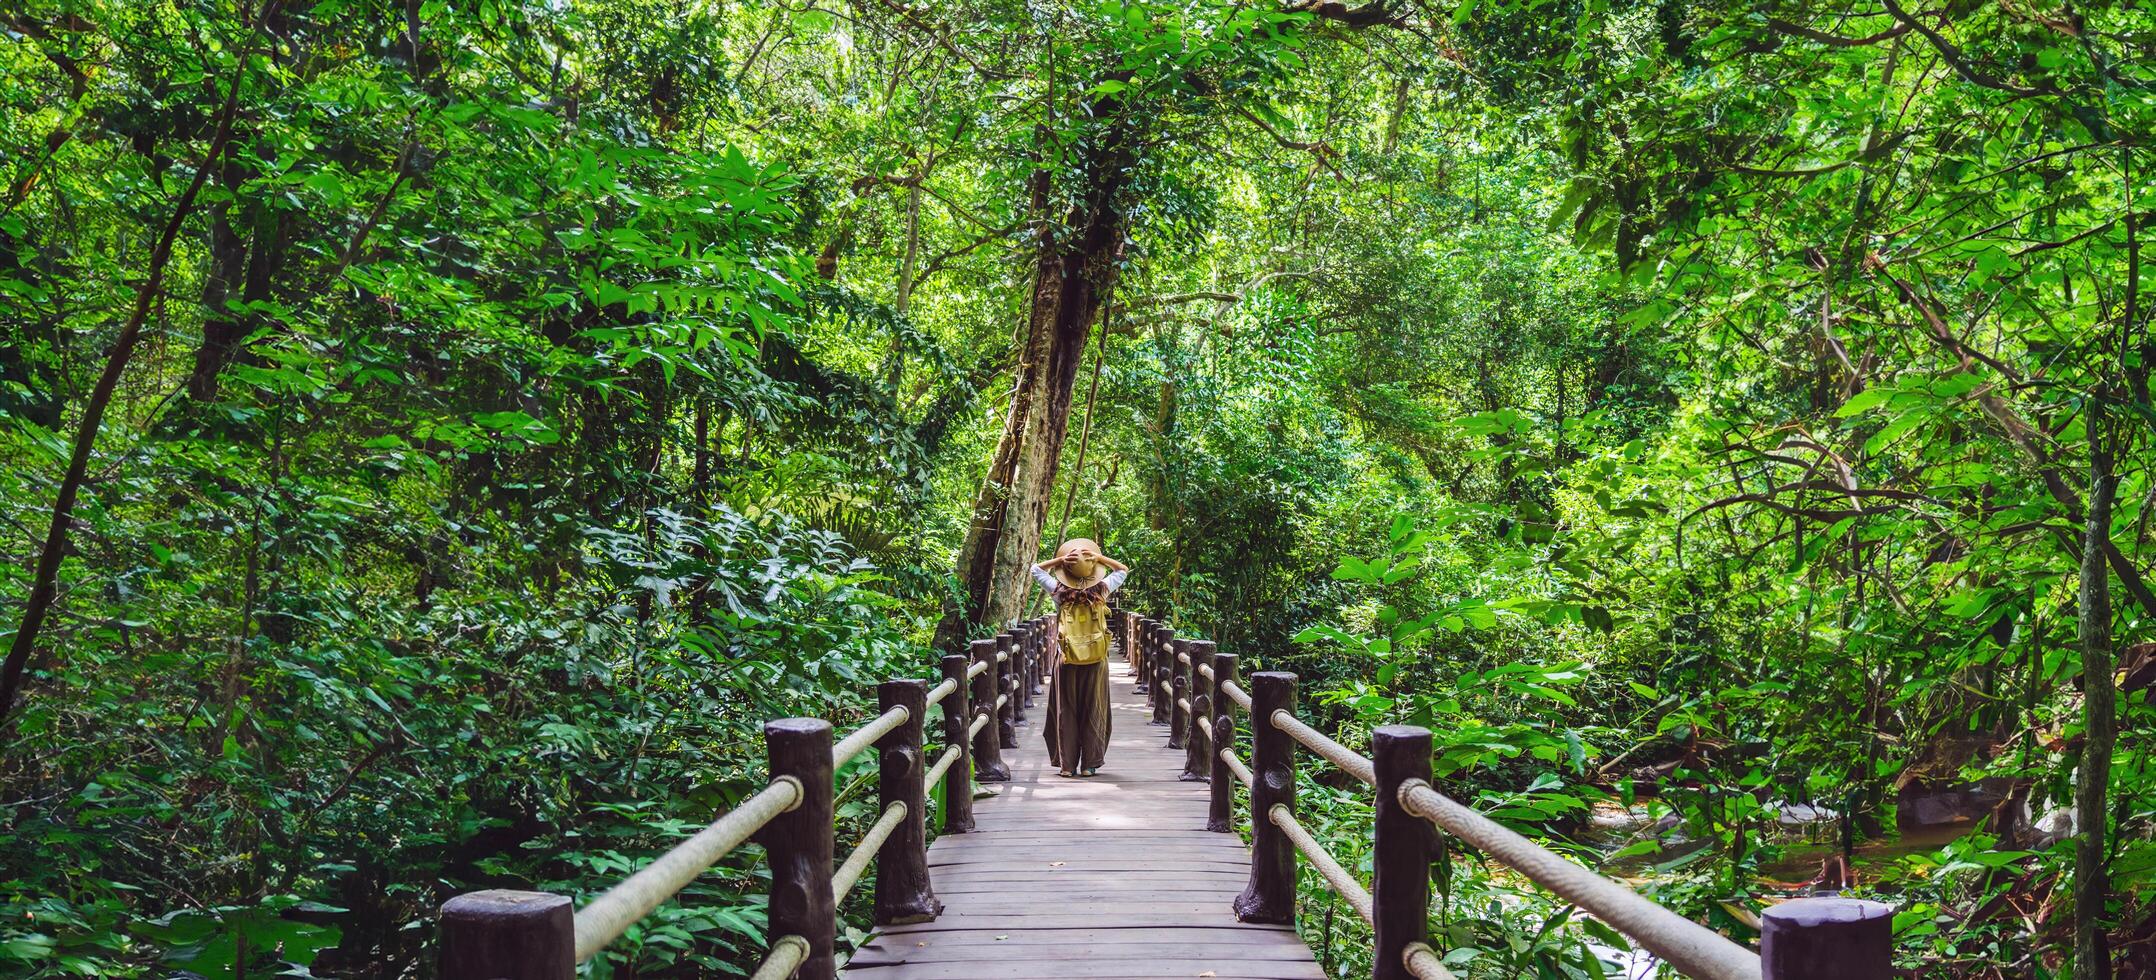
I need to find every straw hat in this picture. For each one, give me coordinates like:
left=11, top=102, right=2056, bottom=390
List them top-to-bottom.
left=1051, top=538, right=1109, bottom=590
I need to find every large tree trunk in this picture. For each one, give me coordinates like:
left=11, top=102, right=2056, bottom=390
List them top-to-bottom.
left=934, top=116, right=1135, bottom=651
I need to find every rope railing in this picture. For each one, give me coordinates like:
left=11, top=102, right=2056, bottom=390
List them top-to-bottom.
left=1124, top=608, right=1889, bottom=980
left=439, top=617, right=1059, bottom=980
left=832, top=704, right=909, bottom=768
left=1271, top=709, right=1376, bottom=786
left=924, top=745, right=962, bottom=788
left=1220, top=747, right=1254, bottom=787
left=570, top=776, right=803, bottom=961
left=1399, top=779, right=1762, bottom=980
left=832, top=801, right=908, bottom=902
left=1269, top=803, right=1373, bottom=923
left=746, top=934, right=810, bottom=980
left=1402, top=942, right=1459, bottom=980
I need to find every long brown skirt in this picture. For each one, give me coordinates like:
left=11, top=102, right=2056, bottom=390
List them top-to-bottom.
left=1044, top=660, right=1111, bottom=771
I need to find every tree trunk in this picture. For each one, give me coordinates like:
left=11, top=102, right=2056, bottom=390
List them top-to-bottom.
left=934, top=115, right=1135, bottom=651
left=2076, top=395, right=2117, bottom=980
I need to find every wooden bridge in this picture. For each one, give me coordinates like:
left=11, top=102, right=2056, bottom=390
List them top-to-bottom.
left=434, top=611, right=1895, bottom=980
left=844, top=658, right=1320, bottom=980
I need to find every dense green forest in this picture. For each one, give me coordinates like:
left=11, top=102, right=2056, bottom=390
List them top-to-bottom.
left=2, top=0, right=2152, bottom=976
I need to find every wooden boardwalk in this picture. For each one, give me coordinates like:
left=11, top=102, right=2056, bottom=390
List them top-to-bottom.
left=844, top=659, right=1321, bottom=980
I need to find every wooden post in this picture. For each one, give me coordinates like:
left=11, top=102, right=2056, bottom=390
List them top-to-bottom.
left=1130, top=613, right=1150, bottom=694
left=1040, top=617, right=1053, bottom=689
left=1027, top=620, right=1044, bottom=699
left=1017, top=625, right=1035, bottom=711
left=1151, top=625, right=1173, bottom=724
left=1001, top=631, right=1026, bottom=726
left=996, top=632, right=1019, bottom=749
left=1167, top=638, right=1189, bottom=751
left=970, top=639, right=1009, bottom=781
left=1182, top=640, right=1214, bottom=782
left=1208, top=652, right=1240, bottom=833
left=938, top=653, right=975, bottom=833
left=1235, top=672, right=1297, bottom=924
left=875, top=679, right=939, bottom=925
left=762, top=718, right=836, bottom=980
left=1372, top=726, right=1435, bottom=980
left=439, top=890, right=574, bottom=980
left=1761, top=898, right=1894, bottom=980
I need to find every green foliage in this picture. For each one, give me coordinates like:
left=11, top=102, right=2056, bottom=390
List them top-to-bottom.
left=4, top=0, right=2153, bottom=976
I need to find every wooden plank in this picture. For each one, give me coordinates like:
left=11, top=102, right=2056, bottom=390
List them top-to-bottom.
left=855, top=927, right=1307, bottom=948
left=850, top=941, right=1317, bottom=963
left=843, top=962, right=1325, bottom=979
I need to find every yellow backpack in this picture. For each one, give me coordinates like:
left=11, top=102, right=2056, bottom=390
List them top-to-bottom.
left=1056, top=600, right=1109, bottom=666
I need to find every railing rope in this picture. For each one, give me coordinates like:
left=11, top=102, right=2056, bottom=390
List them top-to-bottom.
left=1221, top=677, right=1251, bottom=711
left=831, top=704, right=909, bottom=769
left=1271, top=708, right=1376, bottom=786
left=924, top=744, right=962, bottom=787
left=1220, top=749, right=1254, bottom=787
left=568, top=776, right=803, bottom=960
left=1397, top=778, right=1762, bottom=979
left=833, top=801, right=908, bottom=903
left=1269, top=802, right=1374, bottom=922
left=745, top=935, right=810, bottom=980
left=1401, top=941, right=1458, bottom=980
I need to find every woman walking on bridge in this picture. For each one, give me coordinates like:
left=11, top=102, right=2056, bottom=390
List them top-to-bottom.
left=1033, top=539, right=1128, bottom=778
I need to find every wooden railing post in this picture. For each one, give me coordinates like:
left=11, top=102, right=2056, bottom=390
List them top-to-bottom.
left=1130, top=613, right=1151, bottom=694
left=1040, top=616, right=1054, bottom=691
left=1027, top=619, right=1045, bottom=699
left=1151, top=624, right=1173, bottom=724
left=1016, top=625, right=1034, bottom=712
left=1001, top=630, right=1026, bottom=727
left=995, top=632, right=1019, bottom=749
left=1167, top=638, right=1190, bottom=751
left=970, top=639, right=1010, bottom=781
left=1181, top=640, right=1214, bottom=782
left=1207, top=652, right=1240, bottom=833
left=938, top=653, right=975, bottom=833
left=1235, top=671, right=1297, bottom=924
left=874, top=679, right=939, bottom=925
left=762, top=718, right=836, bottom=980
left=1373, top=725, right=1435, bottom=980
left=439, top=890, right=574, bottom=980
left=1761, top=898, right=1893, bottom=980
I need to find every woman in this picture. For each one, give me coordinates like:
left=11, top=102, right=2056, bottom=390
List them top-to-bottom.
left=1032, top=538, right=1128, bottom=777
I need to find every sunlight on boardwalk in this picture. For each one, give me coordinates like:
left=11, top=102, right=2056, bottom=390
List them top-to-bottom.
left=844, top=660, right=1320, bottom=980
